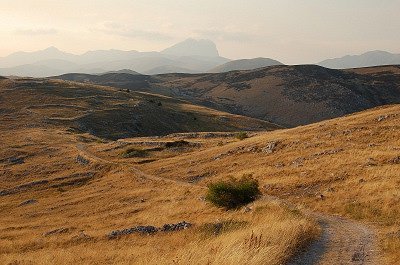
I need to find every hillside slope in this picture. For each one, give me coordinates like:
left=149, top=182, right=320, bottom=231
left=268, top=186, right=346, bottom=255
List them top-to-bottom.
left=56, top=65, right=400, bottom=127
left=0, top=78, right=279, bottom=140
left=138, top=104, right=400, bottom=264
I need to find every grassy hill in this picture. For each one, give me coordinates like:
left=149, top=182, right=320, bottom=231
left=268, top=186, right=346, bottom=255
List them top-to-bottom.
left=54, top=65, right=400, bottom=128
left=1, top=76, right=399, bottom=263
left=0, top=78, right=279, bottom=140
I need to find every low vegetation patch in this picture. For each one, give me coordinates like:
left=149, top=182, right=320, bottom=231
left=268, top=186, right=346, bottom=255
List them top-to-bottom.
left=235, top=132, right=249, bottom=140
left=165, top=140, right=191, bottom=148
left=121, top=148, right=148, bottom=158
left=206, top=175, right=261, bottom=209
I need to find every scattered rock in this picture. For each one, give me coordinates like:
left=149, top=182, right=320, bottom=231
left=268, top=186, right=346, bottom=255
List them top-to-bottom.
left=377, top=115, right=388, bottom=122
left=261, top=141, right=279, bottom=154
left=76, top=155, right=90, bottom=165
left=388, top=156, right=400, bottom=164
left=8, top=157, right=25, bottom=165
left=19, top=199, right=37, bottom=206
left=242, top=206, right=252, bottom=213
left=107, top=221, right=193, bottom=239
left=161, top=221, right=192, bottom=232
left=108, top=225, right=158, bottom=238
left=44, top=228, right=70, bottom=236
left=71, top=231, right=93, bottom=242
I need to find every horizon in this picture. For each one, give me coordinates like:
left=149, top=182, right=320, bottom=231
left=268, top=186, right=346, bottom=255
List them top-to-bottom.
left=1, top=0, right=399, bottom=64
left=1, top=40, right=400, bottom=65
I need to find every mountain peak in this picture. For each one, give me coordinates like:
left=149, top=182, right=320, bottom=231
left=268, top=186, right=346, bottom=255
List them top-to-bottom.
left=161, top=38, right=219, bottom=57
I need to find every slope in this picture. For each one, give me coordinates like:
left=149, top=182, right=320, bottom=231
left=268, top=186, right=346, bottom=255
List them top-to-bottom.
left=55, top=65, right=400, bottom=128
left=0, top=78, right=279, bottom=140
left=138, top=104, right=400, bottom=264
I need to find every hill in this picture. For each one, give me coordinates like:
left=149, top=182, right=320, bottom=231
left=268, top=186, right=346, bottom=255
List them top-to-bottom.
left=319, top=50, right=400, bottom=69
left=209, top=57, right=283, bottom=73
left=55, top=65, right=400, bottom=128
left=101, top=69, right=141, bottom=75
left=0, top=78, right=278, bottom=140
left=1, top=82, right=399, bottom=263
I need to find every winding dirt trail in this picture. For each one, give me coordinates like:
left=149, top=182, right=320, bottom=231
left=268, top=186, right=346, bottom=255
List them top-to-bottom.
left=76, top=143, right=381, bottom=265
left=288, top=212, right=379, bottom=265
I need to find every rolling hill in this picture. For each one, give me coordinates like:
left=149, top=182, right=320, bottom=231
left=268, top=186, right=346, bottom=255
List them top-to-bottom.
left=319, top=50, right=400, bottom=69
left=209, top=57, right=283, bottom=73
left=55, top=65, right=400, bottom=128
left=0, top=77, right=278, bottom=140
left=1, top=77, right=399, bottom=263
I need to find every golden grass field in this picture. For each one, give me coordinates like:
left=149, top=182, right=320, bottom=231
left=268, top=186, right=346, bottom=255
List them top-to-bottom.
left=1, top=77, right=399, bottom=264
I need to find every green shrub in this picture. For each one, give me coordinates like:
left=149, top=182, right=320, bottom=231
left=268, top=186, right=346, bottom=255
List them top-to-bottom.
left=235, top=132, right=249, bottom=140
left=121, top=148, right=148, bottom=158
left=206, top=176, right=261, bottom=209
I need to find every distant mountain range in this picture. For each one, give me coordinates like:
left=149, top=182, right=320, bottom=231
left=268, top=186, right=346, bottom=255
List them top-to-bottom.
left=0, top=39, right=229, bottom=77
left=1, top=40, right=399, bottom=77
left=318, top=50, right=400, bottom=69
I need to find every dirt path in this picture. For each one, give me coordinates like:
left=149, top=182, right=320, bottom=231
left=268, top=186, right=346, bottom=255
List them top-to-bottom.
left=76, top=143, right=380, bottom=265
left=288, top=212, right=379, bottom=265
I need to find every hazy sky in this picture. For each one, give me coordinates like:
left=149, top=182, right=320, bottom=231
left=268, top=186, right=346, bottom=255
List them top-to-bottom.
left=1, top=0, right=399, bottom=64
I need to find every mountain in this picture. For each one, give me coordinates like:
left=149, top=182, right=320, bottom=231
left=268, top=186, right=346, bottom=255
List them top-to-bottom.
left=161, top=38, right=219, bottom=57
left=0, top=39, right=230, bottom=77
left=319, top=50, right=400, bottom=69
left=209, top=57, right=284, bottom=72
left=55, top=65, right=400, bottom=127
left=144, top=65, right=197, bottom=75
left=100, top=69, right=141, bottom=75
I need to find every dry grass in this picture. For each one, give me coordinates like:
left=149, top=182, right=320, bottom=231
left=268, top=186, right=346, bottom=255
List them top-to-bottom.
left=1, top=78, right=400, bottom=264
left=139, top=104, right=400, bottom=264
left=0, top=108, right=316, bottom=264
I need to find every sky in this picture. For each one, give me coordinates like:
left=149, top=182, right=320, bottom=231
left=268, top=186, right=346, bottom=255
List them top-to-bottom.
left=0, top=0, right=399, bottom=64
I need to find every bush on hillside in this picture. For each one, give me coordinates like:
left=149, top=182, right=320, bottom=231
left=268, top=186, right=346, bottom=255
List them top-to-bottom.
left=235, top=132, right=249, bottom=140
left=121, top=148, right=148, bottom=158
left=206, top=175, right=261, bottom=210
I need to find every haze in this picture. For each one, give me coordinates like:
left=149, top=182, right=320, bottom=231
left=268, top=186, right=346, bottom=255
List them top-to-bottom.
left=1, top=0, right=399, bottom=64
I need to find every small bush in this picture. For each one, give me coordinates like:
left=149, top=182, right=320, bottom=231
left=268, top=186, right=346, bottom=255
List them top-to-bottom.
left=235, top=132, right=249, bottom=140
left=165, top=140, right=190, bottom=148
left=121, top=148, right=148, bottom=158
left=206, top=176, right=261, bottom=209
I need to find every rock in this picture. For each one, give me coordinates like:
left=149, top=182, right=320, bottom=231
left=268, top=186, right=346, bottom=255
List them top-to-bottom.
left=377, top=115, right=388, bottom=122
left=262, top=141, right=278, bottom=154
left=76, top=155, right=90, bottom=165
left=389, top=156, right=400, bottom=164
left=19, top=199, right=37, bottom=206
left=242, top=206, right=252, bottom=213
left=107, top=221, right=192, bottom=239
left=161, top=221, right=192, bottom=232
left=107, top=225, right=158, bottom=239
left=44, top=228, right=70, bottom=236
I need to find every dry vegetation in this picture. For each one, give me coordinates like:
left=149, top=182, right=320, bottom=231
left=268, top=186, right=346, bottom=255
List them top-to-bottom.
left=1, top=77, right=399, bottom=264
left=0, top=78, right=315, bottom=264
left=138, top=104, right=400, bottom=264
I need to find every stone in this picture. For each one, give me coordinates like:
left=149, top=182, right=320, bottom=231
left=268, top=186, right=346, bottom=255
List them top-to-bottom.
left=262, top=141, right=278, bottom=154
left=19, top=199, right=37, bottom=206
left=161, top=221, right=192, bottom=232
